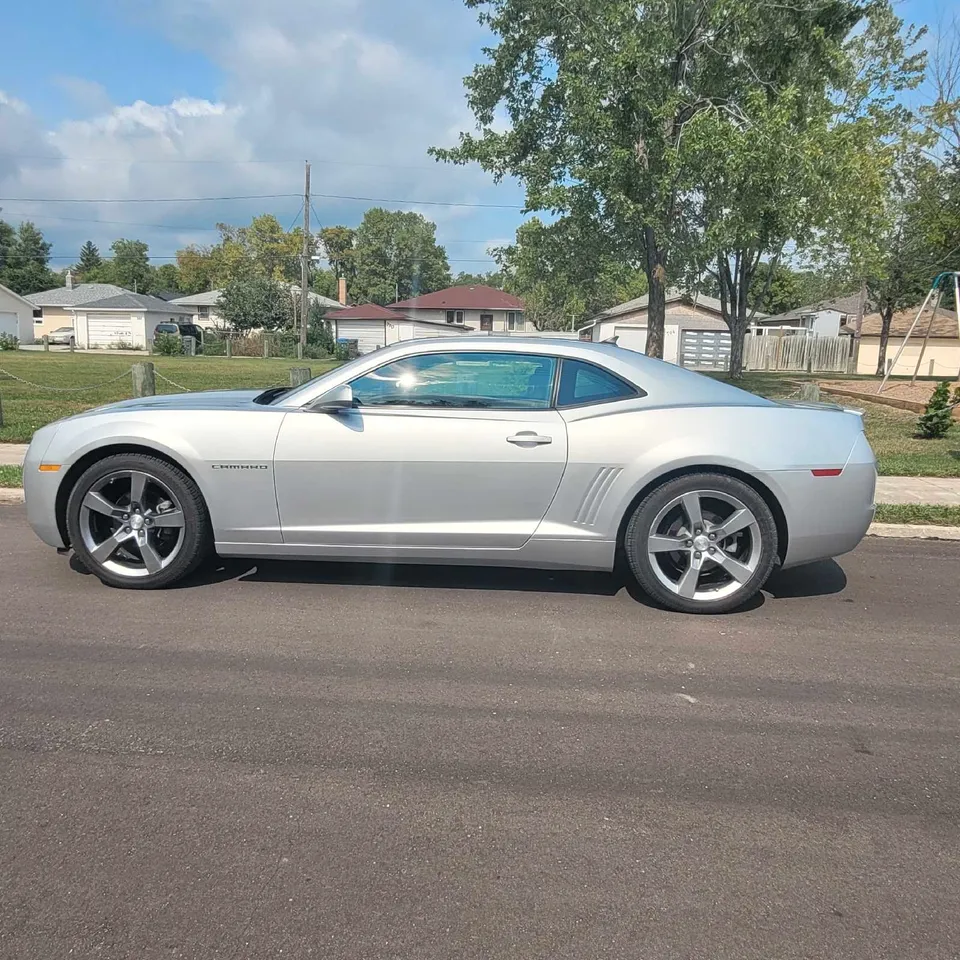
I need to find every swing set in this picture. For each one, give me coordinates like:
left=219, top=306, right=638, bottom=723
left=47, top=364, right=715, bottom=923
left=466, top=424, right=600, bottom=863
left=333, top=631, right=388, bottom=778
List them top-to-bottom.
left=878, top=271, right=960, bottom=393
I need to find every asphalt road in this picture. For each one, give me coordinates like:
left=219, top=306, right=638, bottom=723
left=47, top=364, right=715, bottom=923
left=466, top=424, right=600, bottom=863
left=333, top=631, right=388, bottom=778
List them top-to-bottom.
left=2, top=502, right=959, bottom=960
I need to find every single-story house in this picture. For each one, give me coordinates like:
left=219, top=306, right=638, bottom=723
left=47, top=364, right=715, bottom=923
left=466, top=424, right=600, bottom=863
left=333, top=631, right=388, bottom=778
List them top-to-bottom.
left=25, top=273, right=129, bottom=338
left=0, top=282, right=38, bottom=344
left=392, top=285, right=527, bottom=334
left=169, top=286, right=343, bottom=330
left=578, top=291, right=767, bottom=369
left=69, top=293, right=193, bottom=350
left=759, top=293, right=865, bottom=338
left=329, top=302, right=473, bottom=354
left=841, top=304, right=960, bottom=377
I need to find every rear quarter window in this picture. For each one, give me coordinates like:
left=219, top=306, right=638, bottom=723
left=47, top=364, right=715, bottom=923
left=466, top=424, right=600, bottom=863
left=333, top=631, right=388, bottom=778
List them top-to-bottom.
left=557, top=359, right=639, bottom=407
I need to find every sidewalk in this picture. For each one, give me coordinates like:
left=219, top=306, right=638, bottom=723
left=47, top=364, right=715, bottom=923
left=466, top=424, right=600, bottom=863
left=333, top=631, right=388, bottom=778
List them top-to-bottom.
left=2, top=443, right=960, bottom=504
left=0, top=444, right=28, bottom=466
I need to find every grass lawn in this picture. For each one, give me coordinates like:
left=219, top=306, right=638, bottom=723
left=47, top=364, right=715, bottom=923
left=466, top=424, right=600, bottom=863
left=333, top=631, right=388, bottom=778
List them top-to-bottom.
left=0, top=353, right=340, bottom=444
left=731, top=374, right=960, bottom=478
left=0, top=465, right=22, bottom=488
left=874, top=504, right=960, bottom=526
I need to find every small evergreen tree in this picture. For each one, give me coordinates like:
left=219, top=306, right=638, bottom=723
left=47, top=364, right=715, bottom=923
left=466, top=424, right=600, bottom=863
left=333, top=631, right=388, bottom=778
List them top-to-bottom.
left=917, top=381, right=955, bottom=439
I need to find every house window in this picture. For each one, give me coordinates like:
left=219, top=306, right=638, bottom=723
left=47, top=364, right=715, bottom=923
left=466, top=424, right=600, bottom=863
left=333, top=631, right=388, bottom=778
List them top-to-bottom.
left=198, top=305, right=210, bottom=319
left=446, top=310, right=465, bottom=324
left=507, top=311, right=522, bottom=331
left=480, top=314, right=493, bottom=331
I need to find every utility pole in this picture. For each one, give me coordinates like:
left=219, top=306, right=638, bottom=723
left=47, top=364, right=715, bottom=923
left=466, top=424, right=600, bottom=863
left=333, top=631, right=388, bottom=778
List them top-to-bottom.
left=300, top=161, right=311, bottom=353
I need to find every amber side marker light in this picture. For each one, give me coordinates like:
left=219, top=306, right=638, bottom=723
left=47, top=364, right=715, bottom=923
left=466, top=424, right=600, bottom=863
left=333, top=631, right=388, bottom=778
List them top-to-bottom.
left=38, top=464, right=62, bottom=472
left=811, top=468, right=843, bottom=477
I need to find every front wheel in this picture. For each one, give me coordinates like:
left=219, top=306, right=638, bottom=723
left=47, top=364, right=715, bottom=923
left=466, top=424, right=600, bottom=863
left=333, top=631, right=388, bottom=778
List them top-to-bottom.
left=66, top=453, right=212, bottom=589
left=624, top=473, right=779, bottom=614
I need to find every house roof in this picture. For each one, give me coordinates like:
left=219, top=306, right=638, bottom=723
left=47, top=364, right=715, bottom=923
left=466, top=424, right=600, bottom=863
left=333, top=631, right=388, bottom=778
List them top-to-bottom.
left=0, top=282, right=38, bottom=310
left=24, top=282, right=129, bottom=307
left=393, top=285, right=524, bottom=311
left=168, top=287, right=342, bottom=309
left=583, top=289, right=766, bottom=327
left=71, top=292, right=185, bottom=312
left=763, top=293, right=864, bottom=324
left=330, top=302, right=474, bottom=329
left=331, top=303, right=409, bottom=321
left=842, top=306, right=960, bottom=340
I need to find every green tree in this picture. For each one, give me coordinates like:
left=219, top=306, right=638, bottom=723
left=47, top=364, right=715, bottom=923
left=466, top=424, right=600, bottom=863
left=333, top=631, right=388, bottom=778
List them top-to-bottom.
left=435, top=0, right=923, bottom=374
left=676, top=3, right=924, bottom=376
left=353, top=208, right=451, bottom=304
left=217, top=214, right=302, bottom=282
left=492, top=217, right=647, bottom=329
left=0, top=221, right=62, bottom=295
left=320, top=226, right=357, bottom=280
left=102, top=239, right=153, bottom=293
left=77, top=241, right=103, bottom=278
left=176, top=245, right=219, bottom=295
left=152, top=263, right=182, bottom=293
left=453, top=270, right=506, bottom=288
left=217, top=276, right=289, bottom=331
left=917, top=381, right=954, bottom=439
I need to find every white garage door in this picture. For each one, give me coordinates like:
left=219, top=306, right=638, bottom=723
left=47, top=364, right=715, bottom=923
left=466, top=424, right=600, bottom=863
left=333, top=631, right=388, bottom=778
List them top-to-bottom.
left=0, top=311, right=18, bottom=339
left=87, top=314, right=134, bottom=348
left=336, top=319, right=386, bottom=355
left=613, top=326, right=648, bottom=354
left=681, top=329, right=731, bottom=370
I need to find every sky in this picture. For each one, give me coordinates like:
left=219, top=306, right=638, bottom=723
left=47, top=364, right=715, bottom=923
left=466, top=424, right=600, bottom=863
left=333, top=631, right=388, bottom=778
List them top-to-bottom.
left=0, top=0, right=954, bottom=278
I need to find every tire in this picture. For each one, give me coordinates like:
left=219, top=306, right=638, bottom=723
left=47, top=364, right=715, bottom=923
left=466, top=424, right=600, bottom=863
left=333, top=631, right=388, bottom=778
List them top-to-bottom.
left=66, top=453, right=212, bottom=590
left=624, top=472, right=779, bottom=614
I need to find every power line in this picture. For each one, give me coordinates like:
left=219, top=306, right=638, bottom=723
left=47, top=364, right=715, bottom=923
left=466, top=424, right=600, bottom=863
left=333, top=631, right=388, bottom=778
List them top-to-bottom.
left=0, top=153, right=443, bottom=171
left=2, top=191, right=525, bottom=210
left=313, top=192, right=524, bottom=210
left=0, top=194, right=299, bottom=204
left=41, top=254, right=498, bottom=264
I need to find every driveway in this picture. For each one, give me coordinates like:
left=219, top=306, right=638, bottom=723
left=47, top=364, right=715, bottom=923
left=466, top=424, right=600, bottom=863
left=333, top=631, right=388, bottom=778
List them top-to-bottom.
left=1, top=503, right=959, bottom=959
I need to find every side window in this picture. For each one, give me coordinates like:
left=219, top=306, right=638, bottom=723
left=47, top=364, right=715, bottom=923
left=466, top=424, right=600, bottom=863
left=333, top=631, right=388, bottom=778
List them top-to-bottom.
left=350, top=352, right=557, bottom=410
left=557, top=359, right=638, bottom=408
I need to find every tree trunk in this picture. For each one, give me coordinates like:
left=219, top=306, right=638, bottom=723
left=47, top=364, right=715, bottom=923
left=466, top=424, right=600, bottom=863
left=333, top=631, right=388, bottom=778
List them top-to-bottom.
left=644, top=226, right=666, bottom=359
left=875, top=304, right=894, bottom=377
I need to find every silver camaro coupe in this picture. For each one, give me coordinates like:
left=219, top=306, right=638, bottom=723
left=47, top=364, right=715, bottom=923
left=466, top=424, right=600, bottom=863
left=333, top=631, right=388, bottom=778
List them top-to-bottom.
left=23, top=338, right=876, bottom=613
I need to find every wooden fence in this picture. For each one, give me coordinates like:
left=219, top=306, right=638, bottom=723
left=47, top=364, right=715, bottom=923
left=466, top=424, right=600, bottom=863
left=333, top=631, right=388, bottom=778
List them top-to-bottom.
left=744, top=334, right=852, bottom=373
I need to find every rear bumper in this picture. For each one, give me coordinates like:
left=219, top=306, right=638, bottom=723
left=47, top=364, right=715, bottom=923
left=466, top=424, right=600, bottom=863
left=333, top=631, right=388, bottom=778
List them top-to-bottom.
left=778, top=433, right=876, bottom=569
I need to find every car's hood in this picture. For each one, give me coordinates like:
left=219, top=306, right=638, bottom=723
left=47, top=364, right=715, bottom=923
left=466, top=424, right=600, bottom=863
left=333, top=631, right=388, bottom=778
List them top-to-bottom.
left=76, top=389, right=266, bottom=417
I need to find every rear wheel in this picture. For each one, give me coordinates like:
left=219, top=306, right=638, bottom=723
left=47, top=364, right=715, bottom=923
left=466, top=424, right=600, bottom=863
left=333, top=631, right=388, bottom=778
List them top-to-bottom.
left=66, top=454, right=212, bottom=589
left=624, top=473, right=778, bottom=614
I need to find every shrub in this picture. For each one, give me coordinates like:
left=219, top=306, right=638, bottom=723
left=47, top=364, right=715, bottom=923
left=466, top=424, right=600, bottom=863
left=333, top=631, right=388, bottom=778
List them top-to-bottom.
left=153, top=332, right=184, bottom=356
left=0, top=333, right=19, bottom=351
left=109, top=340, right=142, bottom=351
left=917, top=381, right=955, bottom=439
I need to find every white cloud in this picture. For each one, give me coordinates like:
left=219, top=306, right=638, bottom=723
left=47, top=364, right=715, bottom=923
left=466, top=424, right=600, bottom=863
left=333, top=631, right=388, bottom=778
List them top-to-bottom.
left=0, top=0, right=523, bottom=269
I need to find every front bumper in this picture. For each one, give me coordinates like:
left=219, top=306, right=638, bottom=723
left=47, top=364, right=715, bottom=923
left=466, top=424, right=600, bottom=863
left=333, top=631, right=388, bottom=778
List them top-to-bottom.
left=23, top=425, right=68, bottom=549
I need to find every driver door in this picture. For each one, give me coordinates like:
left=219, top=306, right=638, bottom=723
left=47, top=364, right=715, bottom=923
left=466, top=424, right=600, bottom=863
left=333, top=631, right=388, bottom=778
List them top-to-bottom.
left=273, top=350, right=568, bottom=550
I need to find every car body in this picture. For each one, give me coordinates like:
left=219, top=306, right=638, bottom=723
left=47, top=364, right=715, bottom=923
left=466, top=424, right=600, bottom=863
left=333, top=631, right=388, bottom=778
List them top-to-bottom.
left=154, top=323, right=180, bottom=337
left=47, top=326, right=75, bottom=346
left=23, top=337, right=876, bottom=612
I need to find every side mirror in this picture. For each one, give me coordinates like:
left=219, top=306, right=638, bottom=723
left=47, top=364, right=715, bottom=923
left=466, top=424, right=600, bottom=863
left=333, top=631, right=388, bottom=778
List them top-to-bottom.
left=308, top=383, right=355, bottom=414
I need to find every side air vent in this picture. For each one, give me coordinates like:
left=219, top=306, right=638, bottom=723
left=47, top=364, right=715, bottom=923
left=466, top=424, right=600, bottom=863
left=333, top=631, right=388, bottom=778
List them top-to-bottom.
left=574, top=467, right=622, bottom=526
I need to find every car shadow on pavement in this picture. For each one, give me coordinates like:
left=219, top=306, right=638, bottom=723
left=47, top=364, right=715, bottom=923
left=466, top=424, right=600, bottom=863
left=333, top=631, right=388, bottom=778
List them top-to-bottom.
left=175, top=554, right=848, bottom=612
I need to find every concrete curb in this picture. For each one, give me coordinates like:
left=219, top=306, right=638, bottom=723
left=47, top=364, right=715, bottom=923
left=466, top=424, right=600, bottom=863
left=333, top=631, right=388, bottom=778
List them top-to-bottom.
left=2, top=486, right=959, bottom=543
left=866, top=522, right=960, bottom=540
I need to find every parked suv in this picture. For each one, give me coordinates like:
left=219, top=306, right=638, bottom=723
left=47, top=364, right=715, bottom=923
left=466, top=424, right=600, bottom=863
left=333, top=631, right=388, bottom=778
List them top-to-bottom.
left=154, top=322, right=205, bottom=353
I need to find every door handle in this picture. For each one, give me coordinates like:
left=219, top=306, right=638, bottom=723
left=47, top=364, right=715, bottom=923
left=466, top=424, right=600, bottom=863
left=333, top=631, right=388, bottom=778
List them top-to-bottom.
left=506, top=433, right=553, bottom=446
